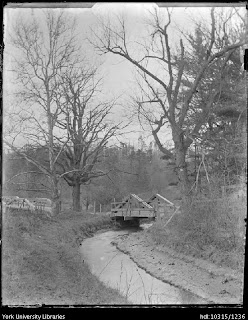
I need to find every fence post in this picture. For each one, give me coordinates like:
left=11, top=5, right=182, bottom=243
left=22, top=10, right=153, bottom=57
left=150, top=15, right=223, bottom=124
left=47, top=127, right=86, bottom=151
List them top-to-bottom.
left=94, top=201, right=96, bottom=214
left=100, top=203, right=102, bottom=213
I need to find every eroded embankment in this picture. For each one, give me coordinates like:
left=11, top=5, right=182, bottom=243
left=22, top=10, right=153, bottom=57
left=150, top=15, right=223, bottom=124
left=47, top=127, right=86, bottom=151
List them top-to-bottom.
left=2, top=209, right=129, bottom=305
left=113, top=231, right=244, bottom=305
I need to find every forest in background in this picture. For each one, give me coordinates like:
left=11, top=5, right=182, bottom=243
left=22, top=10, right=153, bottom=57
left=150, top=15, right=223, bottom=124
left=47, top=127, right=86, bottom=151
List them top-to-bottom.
left=3, top=6, right=247, bottom=216
left=4, top=100, right=246, bottom=211
left=3, top=138, right=180, bottom=211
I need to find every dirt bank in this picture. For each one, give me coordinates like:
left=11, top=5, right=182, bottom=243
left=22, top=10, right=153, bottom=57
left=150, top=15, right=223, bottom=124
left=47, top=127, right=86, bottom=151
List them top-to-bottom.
left=2, top=208, right=129, bottom=305
left=113, top=231, right=244, bottom=305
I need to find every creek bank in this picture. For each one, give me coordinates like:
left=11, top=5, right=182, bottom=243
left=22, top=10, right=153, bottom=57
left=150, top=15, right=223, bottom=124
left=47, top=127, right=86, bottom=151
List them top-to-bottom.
left=2, top=208, right=129, bottom=305
left=81, top=229, right=211, bottom=304
left=113, top=231, right=244, bottom=304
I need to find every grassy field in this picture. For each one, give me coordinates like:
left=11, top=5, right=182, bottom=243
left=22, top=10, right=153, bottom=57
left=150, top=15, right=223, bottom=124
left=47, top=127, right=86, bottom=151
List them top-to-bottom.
left=2, top=208, right=130, bottom=305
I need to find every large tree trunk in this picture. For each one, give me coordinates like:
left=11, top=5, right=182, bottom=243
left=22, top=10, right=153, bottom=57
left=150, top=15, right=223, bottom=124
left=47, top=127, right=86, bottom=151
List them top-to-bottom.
left=173, top=131, right=190, bottom=197
left=51, top=176, right=61, bottom=216
left=72, top=180, right=81, bottom=212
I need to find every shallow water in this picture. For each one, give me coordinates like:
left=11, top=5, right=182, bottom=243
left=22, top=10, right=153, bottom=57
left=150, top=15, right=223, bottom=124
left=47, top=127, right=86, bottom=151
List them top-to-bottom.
left=80, top=227, right=207, bottom=305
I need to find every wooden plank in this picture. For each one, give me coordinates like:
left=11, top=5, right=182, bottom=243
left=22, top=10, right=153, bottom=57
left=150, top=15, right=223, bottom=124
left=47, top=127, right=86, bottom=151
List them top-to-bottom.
left=111, top=193, right=155, bottom=219
left=130, top=194, right=153, bottom=208
left=155, top=194, right=175, bottom=206
left=111, top=208, right=155, bottom=218
left=131, top=210, right=155, bottom=217
left=111, top=212, right=124, bottom=217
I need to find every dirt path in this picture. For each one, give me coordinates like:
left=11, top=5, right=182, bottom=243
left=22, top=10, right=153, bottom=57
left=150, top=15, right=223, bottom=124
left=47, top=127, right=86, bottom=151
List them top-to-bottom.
left=113, top=232, right=244, bottom=304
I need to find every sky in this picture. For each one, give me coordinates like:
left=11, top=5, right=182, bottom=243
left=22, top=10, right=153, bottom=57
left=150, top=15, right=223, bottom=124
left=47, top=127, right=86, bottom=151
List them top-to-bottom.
left=3, top=2, right=246, bottom=148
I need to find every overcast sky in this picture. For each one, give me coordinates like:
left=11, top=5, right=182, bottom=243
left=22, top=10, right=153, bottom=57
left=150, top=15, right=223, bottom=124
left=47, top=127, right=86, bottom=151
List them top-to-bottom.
left=3, top=2, right=245, bottom=148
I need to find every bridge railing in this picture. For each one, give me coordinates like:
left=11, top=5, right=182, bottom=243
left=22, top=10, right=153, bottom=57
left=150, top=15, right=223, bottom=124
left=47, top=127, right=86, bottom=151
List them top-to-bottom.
left=110, top=195, right=156, bottom=219
left=111, top=201, right=128, bottom=210
left=111, top=201, right=154, bottom=212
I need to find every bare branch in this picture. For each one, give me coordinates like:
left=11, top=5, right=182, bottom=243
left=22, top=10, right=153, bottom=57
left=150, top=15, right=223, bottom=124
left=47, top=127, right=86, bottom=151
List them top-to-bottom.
left=3, top=140, right=50, bottom=176
left=4, top=171, right=50, bottom=185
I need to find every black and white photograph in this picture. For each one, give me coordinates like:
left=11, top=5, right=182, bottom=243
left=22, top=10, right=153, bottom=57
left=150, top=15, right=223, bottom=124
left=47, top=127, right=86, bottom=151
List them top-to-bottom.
left=2, top=2, right=247, bottom=310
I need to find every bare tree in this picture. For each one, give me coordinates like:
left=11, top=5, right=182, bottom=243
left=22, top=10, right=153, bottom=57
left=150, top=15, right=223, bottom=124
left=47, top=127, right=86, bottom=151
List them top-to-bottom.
left=90, top=6, right=246, bottom=196
left=4, top=10, right=80, bottom=215
left=55, top=64, right=121, bottom=211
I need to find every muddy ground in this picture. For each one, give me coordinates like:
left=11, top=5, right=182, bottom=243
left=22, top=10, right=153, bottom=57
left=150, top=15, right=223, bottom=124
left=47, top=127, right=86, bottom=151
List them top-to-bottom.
left=113, top=230, right=244, bottom=305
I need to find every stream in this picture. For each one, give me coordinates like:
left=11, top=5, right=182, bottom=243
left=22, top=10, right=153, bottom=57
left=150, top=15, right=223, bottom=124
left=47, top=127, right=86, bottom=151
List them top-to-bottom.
left=80, top=225, right=207, bottom=305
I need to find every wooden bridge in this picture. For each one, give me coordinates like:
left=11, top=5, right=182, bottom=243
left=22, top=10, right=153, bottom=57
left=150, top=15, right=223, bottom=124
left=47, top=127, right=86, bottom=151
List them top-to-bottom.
left=110, top=193, right=178, bottom=225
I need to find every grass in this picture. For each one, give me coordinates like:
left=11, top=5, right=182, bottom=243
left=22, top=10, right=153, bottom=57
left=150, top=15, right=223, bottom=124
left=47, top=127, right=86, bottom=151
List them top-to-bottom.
left=146, top=186, right=246, bottom=272
left=2, top=208, right=130, bottom=305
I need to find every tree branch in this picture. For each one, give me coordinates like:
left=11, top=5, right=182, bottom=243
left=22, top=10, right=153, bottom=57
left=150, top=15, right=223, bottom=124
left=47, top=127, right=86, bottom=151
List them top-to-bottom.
left=4, top=140, right=50, bottom=176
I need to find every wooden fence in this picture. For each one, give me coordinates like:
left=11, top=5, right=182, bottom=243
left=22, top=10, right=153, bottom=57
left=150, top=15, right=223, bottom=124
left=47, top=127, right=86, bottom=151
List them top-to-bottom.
left=2, top=196, right=51, bottom=214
